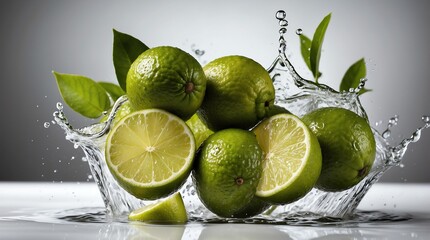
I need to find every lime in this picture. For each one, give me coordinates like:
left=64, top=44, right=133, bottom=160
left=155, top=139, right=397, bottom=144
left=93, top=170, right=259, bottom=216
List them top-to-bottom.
left=126, top=46, right=206, bottom=120
left=198, top=55, right=275, bottom=131
left=100, top=100, right=134, bottom=125
left=266, top=105, right=290, bottom=117
left=301, top=107, right=376, bottom=192
left=105, top=109, right=195, bottom=200
left=185, top=113, right=214, bottom=150
left=252, top=113, right=322, bottom=204
left=193, top=129, right=264, bottom=218
left=128, top=192, right=188, bottom=224
left=231, top=197, right=270, bottom=218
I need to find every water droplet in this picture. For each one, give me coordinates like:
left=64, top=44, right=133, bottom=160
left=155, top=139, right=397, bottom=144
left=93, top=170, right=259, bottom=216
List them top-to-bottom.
left=275, top=10, right=286, bottom=20
left=279, top=19, right=288, bottom=27
left=279, top=27, right=287, bottom=35
left=296, top=28, right=303, bottom=35
left=194, top=49, right=205, bottom=56
left=56, top=102, right=63, bottom=110
left=389, top=115, right=399, bottom=125
left=422, top=115, right=430, bottom=124
left=44, top=122, right=50, bottom=128
left=382, top=130, right=391, bottom=139
left=352, top=141, right=360, bottom=151
left=71, top=156, right=75, bottom=160
left=81, top=157, right=88, bottom=162
left=58, top=160, right=62, bottom=163
left=53, top=169, right=57, bottom=173
left=88, top=175, right=93, bottom=179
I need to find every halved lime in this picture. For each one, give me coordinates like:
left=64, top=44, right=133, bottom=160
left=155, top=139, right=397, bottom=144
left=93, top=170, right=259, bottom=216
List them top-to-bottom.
left=105, top=109, right=195, bottom=200
left=252, top=113, right=322, bottom=204
left=128, top=192, right=188, bottom=224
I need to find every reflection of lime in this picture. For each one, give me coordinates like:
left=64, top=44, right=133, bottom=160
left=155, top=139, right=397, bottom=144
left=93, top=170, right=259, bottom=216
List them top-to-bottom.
left=126, top=46, right=206, bottom=120
left=198, top=56, right=275, bottom=131
left=301, top=107, right=376, bottom=192
left=105, top=109, right=195, bottom=200
left=185, top=113, right=214, bottom=149
left=252, top=114, right=322, bottom=204
left=193, top=129, right=263, bottom=218
left=128, top=192, right=188, bottom=224
left=130, top=224, right=185, bottom=239
left=198, top=224, right=289, bottom=240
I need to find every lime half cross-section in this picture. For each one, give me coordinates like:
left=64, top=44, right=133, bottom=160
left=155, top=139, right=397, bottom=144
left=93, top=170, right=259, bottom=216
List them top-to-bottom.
left=105, top=109, right=195, bottom=200
left=252, top=113, right=322, bottom=204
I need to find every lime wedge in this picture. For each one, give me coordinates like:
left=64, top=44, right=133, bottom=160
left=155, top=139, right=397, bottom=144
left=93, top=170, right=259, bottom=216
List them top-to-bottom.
left=105, top=109, right=195, bottom=200
left=185, top=113, right=213, bottom=149
left=252, top=113, right=322, bottom=204
left=129, top=192, right=188, bottom=224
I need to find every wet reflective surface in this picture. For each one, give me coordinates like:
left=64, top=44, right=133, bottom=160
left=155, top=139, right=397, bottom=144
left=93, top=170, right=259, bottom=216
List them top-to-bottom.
left=1, top=182, right=429, bottom=239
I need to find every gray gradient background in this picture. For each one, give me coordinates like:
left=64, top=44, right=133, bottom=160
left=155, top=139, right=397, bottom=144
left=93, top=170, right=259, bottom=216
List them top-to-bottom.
left=1, top=0, right=429, bottom=182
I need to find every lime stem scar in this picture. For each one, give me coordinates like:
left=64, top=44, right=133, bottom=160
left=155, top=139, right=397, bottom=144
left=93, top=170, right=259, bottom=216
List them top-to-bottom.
left=185, top=82, right=194, bottom=93
left=235, top=177, right=244, bottom=186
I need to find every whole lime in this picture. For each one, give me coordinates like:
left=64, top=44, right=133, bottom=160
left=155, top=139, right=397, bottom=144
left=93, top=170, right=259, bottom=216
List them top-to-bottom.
left=126, top=46, right=206, bottom=120
left=198, top=56, right=275, bottom=131
left=266, top=105, right=290, bottom=117
left=301, top=107, right=376, bottom=192
left=193, top=129, right=264, bottom=218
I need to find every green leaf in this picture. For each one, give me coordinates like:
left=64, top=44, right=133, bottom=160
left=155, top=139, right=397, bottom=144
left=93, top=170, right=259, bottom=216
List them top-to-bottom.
left=310, top=13, right=331, bottom=83
left=113, top=29, right=149, bottom=91
left=299, top=34, right=312, bottom=71
left=299, top=34, right=322, bottom=79
left=339, top=58, right=371, bottom=95
left=53, top=72, right=111, bottom=118
left=98, top=82, right=125, bottom=101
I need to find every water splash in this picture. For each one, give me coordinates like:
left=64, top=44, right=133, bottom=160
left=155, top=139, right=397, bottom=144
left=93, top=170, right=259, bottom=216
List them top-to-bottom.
left=51, top=10, right=429, bottom=223
left=275, top=10, right=288, bottom=55
left=382, top=115, right=399, bottom=139
left=387, top=115, right=430, bottom=165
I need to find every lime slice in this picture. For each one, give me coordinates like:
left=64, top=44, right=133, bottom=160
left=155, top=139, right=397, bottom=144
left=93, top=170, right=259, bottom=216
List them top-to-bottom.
left=105, top=109, right=195, bottom=200
left=252, top=113, right=322, bottom=204
left=129, top=192, right=188, bottom=224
